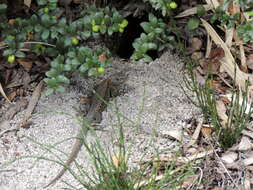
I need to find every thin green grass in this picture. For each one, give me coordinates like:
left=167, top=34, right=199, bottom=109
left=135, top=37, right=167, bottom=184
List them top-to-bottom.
left=183, top=58, right=253, bottom=149
left=1, top=89, right=198, bottom=190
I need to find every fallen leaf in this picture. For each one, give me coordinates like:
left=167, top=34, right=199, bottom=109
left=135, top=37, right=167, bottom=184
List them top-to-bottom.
left=24, top=0, right=31, bottom=7
left=175, top=4, right=213, bottom=18
left=8, top=19, right=15, bottom=25
left=201, top=19, right=252, bottom=89
left=189, top=37, right=203, bottom=52
left=209, top=47, right=225, bottom=59
left=191, top=52, right=204, bottom=61
left=99, top=54, right=107, bottom=62
left=246, top=54, right=253, bottom=70
left=17, top=58, right=33, bottom=72
left=23, top=80, right=44, bottom=121
left=7, top=91, right=18, bottom=101
left=4, top=98, right=28, bottom=120
left=216, top=99, right=228, bottom=123
left=186, top=119, right=203, bottom=147
left=201, top=126, right=213, bottom=137
left=161, top=129, right=183, bottom=142
left=242, top=130, right=253, bottom=139
left=237, top=136, right=252, bottom=151
left=221, top=152, right=238, bottom=164
left=112, top=153, right=125, bottom=168
left=243, top=157, right=253, bottom=166
left=181, top=175, right=198, bottom=189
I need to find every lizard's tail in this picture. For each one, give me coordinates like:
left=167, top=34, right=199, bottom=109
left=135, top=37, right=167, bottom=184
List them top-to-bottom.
left=44, top=139, right=83, bottom=188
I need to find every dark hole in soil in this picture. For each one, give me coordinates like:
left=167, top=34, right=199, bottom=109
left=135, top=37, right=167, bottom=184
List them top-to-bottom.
left=116, top=14, right=158, bottom=60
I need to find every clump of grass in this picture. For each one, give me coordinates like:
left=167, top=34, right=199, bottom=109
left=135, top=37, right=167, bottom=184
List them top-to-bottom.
left=184, top=60, right=253, bottom=150
left=1, top=98, right=197, bottom=189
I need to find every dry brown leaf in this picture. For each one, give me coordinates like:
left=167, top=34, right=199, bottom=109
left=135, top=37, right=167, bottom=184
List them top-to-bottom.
left=24, top=0, right=31, bottom=7
left=206, top=0, right=220, bottom=9
left=175, top=4, right=213, bottom=18
left=8, top=19, right=15, bottom=25
left=201, top=19, right=252, bottom=89
left=225, top=28, right=234, bottom=48
left=205, top=35, right=212, bottom=58
left=189, top=37, right=203, bottom=52
left=191, top=52, right=204, bottom=61
left=99, top=54, right=107, bottom=62
left=246, top=54, right=253, bottom=70
left=17, top=58, right=33, bottom=72
left=23, top=80, right=44, bottom=121
left=7, top=91, right=18, bottom=101
left=222, top=93, right=252, bottom=114
left=4, top=99, right=28, bottom=120
left=216, top=99, right=228, bottom=123
left=186, top=119, right=203, bottom=147
left=201, top=126, right=213, bottom=137
left=161, top=129, right=183, bottom=142
left=242, top=130, right=253, bottom=139
left=237, top=136, right=252, bottom=151
left=144, top=149, right=214, bottom=164
left=112, top=153, right=125, bottom=168
left=243, top=157, right=253, bottom=166
left=243, top=174, right=251, bottom=190
left=181, top=175, right=198, bottom=189
left=212, top=187, right=221, bottom=190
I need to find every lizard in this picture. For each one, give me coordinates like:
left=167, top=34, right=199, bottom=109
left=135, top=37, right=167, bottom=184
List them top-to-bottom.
left=44, top=78, right=116, bottom=188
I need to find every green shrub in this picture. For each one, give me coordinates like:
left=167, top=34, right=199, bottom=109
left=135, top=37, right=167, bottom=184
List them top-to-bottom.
left=0, top=0, right=128, bottom=95
left=131, top=13, right=176, bottom=63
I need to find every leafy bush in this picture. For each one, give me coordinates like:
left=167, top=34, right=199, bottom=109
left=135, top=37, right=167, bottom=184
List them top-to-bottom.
left=0, top=0, right=128, bottom=95
left=143, top=0, right=178, bottom=16
left=211, top=1, right=253, bottom=42
left=131, top=13, right=176, bottom=63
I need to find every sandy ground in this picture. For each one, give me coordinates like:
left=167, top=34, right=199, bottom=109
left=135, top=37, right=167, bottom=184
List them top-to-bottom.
left=0, top=51, right=201, bottom=190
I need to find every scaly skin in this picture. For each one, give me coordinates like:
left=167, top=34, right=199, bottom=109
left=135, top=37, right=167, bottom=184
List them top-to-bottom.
left=44, top=79, right=113, bottom=188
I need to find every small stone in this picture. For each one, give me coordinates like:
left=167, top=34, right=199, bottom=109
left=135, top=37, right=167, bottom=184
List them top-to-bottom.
left=221, top=152, right=238, bottom=164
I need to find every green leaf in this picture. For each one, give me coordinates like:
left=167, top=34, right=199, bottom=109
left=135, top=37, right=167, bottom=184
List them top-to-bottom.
left=36, top=0, right=47, bottom=5
left=197, top=5, right=205, bottom=17
left=148, top=13, right=157, bottom=23
left=187, top=18, right=200, bottom=31
left=140, top=22, right=151, bottom=33
left=107, top=27, right=113, bottom=35
left=154, top=27, right=163, bottom=34
left=41, top=29, right=50, bottom=40
left=81, top=31, right=91, bottom=39
left=64, top=37, right=72, bottom=47
left=147, top=43, right=157, bottom=50
left=3, top=49, right=14, bottom=56
left=15, top=51, right=26, bottom=58
left=142, top=55, right=153, bottom=62
left=72, top=58, right=81, bottom=66
left=79, top=64, right=89, bottom=73
left=88, top=68, right=98, bottom=76
left=46, top=69, right=57, bottom=77
left=56, top=75, right=70, bottom=84
left=45, top=78, right=58, bottom=87
left=55, top=85, right=65, bottom=93
left=44, top=88, right=55, bottom=96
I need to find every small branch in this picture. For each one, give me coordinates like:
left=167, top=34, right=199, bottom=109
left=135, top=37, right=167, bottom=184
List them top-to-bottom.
left=23, top=41, right=56, bottom=47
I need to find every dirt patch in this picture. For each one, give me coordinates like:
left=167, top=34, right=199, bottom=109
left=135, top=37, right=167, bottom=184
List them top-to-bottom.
left=0, top=51, right=201, bottom=190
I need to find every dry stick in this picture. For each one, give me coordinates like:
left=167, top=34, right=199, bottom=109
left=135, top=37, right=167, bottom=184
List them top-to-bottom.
left=19, top=80, right=44, bottom=128
left=0, top=81, right=11, bottom=103
left=186, top=118, right=203, bottom=148
left=204, top=137, right=240, bottom=190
